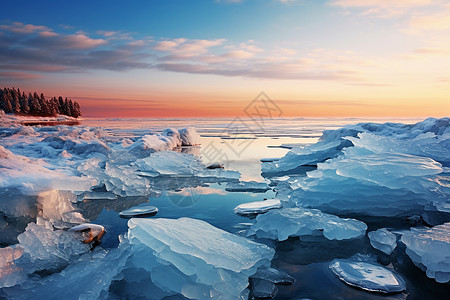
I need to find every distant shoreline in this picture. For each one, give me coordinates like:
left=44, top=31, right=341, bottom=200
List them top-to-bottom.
left=20, top=120, right=81, bottom=126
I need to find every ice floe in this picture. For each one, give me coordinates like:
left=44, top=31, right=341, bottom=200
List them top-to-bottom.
left=234, top=199, right=282, bottom=216
left=119, top=204, right=158, bottom=218
left=247, top=207, right=367, bottom=241
left=125, top=217, right=275, bottom=299
left=401, top=223, right=450, bottom=283
left=368, top=228, right=397, bottom=255
left=329, top=258, right=406, bottom=293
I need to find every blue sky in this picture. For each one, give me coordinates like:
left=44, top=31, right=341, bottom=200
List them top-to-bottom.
left=1, top=0, right=449, bottom=117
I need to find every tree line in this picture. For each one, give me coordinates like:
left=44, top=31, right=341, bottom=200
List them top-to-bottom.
left=0, top=87, right=82, bottom=118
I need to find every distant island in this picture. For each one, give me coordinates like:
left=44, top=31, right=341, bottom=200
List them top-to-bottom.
left=0, top=87, right=81, bottom=118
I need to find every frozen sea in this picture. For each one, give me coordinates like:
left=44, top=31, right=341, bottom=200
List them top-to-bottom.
left=1, top=116, right=449, bottom=299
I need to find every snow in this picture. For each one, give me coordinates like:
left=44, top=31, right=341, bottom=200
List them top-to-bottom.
left=179, top=127, right=200, bottom=146
left=0, top=145, right=95, bottom=196
left=225, top=181, right=270, bottom=193
left=234, top=199, right=282, bottom=216
left=119, top=204, right=158, bottom=218
left=247, top=207, right=367, bottom=241
left=125, top=217, right=275, bottom=299
left=401, top=223, right=450, bottom=283
left=368, top=228, right=397, bottom=255
left=329, top=258, right=406, bottom=293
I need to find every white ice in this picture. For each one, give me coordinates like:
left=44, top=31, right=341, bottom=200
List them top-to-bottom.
left=234, top=199, right=282, bottom=216
left=119, top=204, right=158, bottom=218
left=247, top=207, right=367, bottom=241
left=401, top=223, right=450, bottom=283
left=368, top=228, right=397, bottom=255
left=329, top=258, right=406, bottom=293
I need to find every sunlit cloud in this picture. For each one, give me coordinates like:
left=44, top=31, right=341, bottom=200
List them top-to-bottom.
left=330, top=0, right=435, bottom=17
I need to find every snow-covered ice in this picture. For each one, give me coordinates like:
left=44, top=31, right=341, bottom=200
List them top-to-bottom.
left=234, top=199, right=282, bottom=216
left=247, top=207, right=367, bottom=241
left=125, top=217, right=275, bottom=299
left=401, top=223, right=450, bottom=283
left=368, top=228, right=397, bottom=255
left=329, top=258, right=406, bottom=293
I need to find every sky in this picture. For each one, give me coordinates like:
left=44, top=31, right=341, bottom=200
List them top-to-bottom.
left=0, top=0, right=449, bottom=118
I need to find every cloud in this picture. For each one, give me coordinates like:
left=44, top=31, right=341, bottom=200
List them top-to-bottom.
left=330, top=0, right=436, bottom=17
left=409, top=3, right=450, bottom=31
left=0, top=22, right=376, bottom=83
left=0, top=22, right=150, bottom=72
left=0, top=22, right=51, bottom=34
left=154, top=38, right=226, bottom=58
left=155, top=59, right=359, bottom=81
left=0, top=71, right=42, bottom=80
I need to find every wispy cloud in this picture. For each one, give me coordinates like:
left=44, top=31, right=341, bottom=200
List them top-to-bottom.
left=330, top=0, right=435, bottom=17
left=0, top=21, right=380, bottom=83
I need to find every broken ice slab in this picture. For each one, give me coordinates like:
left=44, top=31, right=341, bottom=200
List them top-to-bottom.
left=225, top=181, right=270, bottom=193
left=234, top=199, right=282, bottom=216
left=119, top=204, right=158, bottom=218
left=247, top=207, right=367, bottom=241
left=126, top=217, right=275, bottom=299
left=401, top=222, right=450, bottom=283
left=69, top=223, right=106, bottom=244
left=368, top=228, right=397, bottom=255
left=329, top=259, right=406, bottom=293
left=250, top=279, right=278, bottom=299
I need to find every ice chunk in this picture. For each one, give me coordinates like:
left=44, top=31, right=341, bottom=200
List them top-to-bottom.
left=128, top=127, right=200, bottom=158
left=179, top=127, right=200, bottom=146
left=261, top=139, right=351, bottom=176
left=289, top=152, right=449, bottom=216
left=225, top=181, right=270, bottom=193
left=37, top=190, right=85, bottom=228
left=234, top=199, right=282, bottom=216
left=119, top=204, right=158, bottom=218
left=247, top=207, right=367, bottom=241
left=126, top=217, right=275, bottom=299
left=0, top=222, right=91, bottom=287
left=401, top=223, right=450, bottom=283
left=368, top=228, right=397, bottom=255
left=0, top=246, right=26, bottom=288
left=3, top=247, right=130, bottom=299
left=329, top=259, right=406, bottom=293
left=250, top=267, right=294, bottom=285
left=250, top=279, right=278, bottom=299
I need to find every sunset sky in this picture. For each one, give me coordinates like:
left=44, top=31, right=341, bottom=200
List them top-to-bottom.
left=1, top=0, right=449, bottom=117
